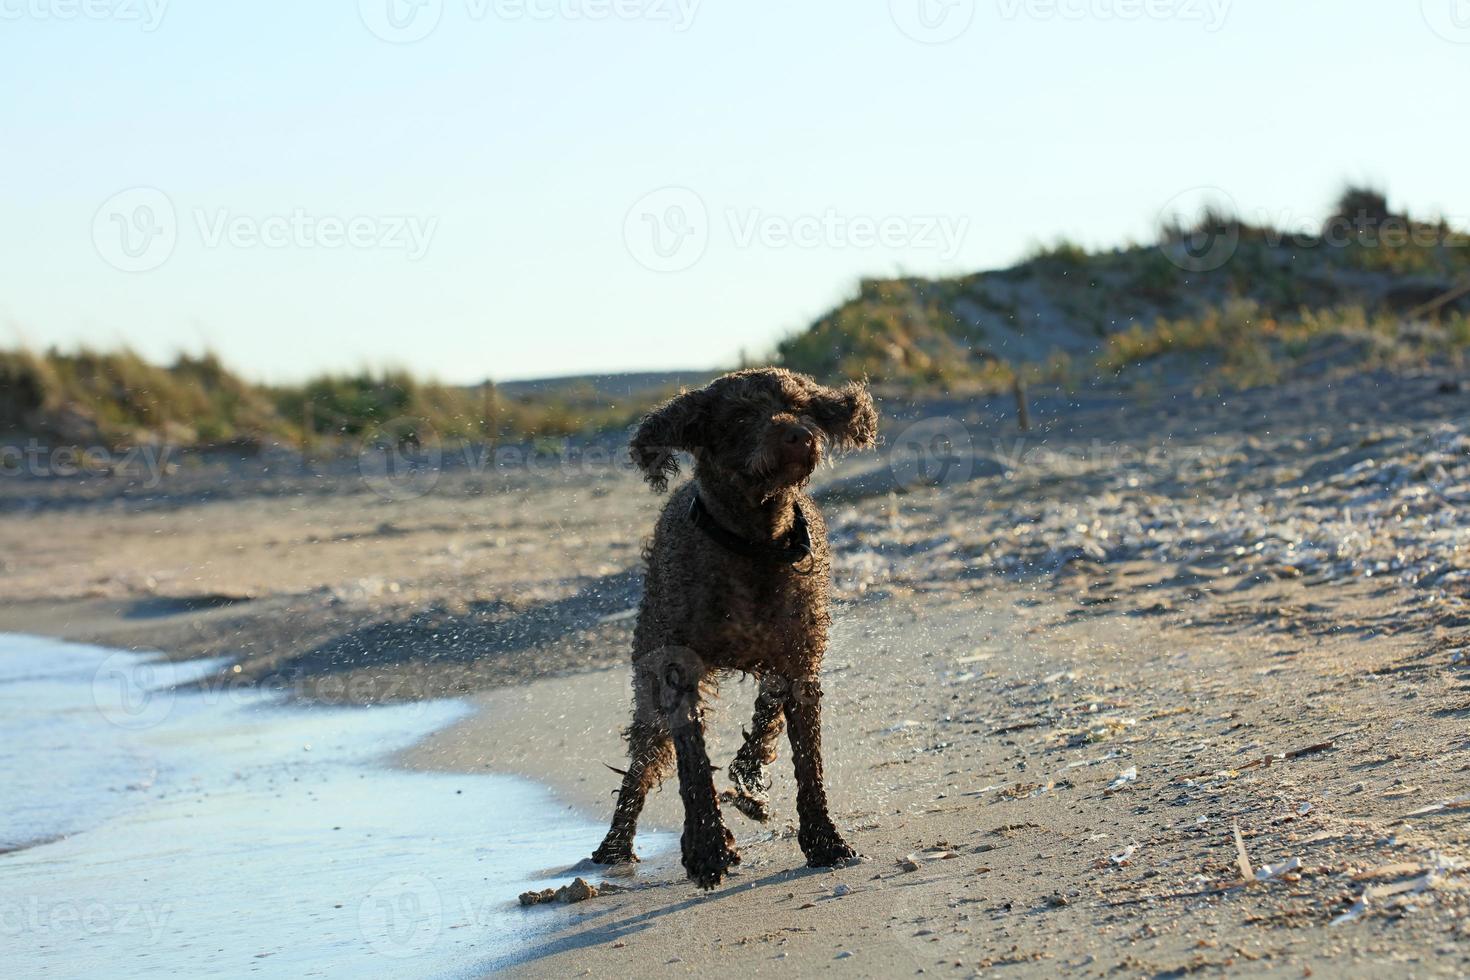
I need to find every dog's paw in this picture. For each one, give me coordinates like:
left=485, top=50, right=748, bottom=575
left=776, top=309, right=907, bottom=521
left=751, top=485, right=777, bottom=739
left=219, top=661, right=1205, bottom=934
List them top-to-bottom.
left=719, top=788, right=772, bottom=823
left=682, top=825, right=741, bottom=889
left=802, top=835, right=859, bottom=868
left=590, top=842, right=640, bottom=866
left=684, top=845, right=740, bottom=889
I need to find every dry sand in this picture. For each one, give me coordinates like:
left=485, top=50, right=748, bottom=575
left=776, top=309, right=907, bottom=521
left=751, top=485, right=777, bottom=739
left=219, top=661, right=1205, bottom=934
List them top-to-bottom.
left=3, top=370, right=1468, bottom=976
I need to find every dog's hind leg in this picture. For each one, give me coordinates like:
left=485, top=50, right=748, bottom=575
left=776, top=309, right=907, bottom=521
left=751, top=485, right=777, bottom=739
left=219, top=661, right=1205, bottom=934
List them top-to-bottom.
left=725, top=674, right=785, bottom=822
left=591, top=719, right=672, bottom=866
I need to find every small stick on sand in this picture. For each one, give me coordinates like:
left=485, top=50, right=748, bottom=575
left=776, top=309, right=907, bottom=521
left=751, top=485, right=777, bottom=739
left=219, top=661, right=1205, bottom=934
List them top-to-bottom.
left=1233, top=819, right=1253, bottom=882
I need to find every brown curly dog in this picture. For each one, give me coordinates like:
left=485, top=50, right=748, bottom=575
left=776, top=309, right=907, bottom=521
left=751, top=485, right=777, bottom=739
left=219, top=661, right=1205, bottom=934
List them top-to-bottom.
left=590, top=367, right=878, bottom=888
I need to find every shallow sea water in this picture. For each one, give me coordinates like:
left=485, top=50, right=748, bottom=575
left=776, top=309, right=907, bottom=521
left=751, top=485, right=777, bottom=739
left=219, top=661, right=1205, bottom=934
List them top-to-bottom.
left=0, top=633, right=661, bottom=978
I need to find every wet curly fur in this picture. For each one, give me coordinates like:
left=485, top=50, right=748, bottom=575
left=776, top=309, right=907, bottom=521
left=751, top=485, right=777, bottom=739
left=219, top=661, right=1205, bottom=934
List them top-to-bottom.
left=590, top=368, right=878, bottom=888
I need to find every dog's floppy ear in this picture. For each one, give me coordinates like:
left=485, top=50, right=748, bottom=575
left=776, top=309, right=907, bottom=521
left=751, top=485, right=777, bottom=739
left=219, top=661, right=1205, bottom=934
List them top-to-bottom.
left=809, top=380, right=878, bottom=452
left=629, top=387, right=711, bottom=492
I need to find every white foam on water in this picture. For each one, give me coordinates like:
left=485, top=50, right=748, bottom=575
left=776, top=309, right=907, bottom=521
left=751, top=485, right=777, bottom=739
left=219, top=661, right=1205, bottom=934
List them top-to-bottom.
left=0, top=634, right=666, bottom=978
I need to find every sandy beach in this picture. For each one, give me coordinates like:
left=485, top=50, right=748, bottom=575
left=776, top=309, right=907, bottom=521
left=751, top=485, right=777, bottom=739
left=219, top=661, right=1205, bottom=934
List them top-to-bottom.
left=11, top=4, right=1470, bottom=975
left=4, top=371, right=1469, bottom=976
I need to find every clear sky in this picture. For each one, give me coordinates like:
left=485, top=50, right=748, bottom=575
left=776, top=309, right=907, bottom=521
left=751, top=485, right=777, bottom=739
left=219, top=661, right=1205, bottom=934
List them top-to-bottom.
left=2, top=0, right=1467, bottom=383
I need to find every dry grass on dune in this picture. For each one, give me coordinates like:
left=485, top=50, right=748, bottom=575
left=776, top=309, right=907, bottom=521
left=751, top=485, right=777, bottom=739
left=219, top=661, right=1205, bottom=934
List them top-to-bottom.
left=0, top=348, right=657, bottom=451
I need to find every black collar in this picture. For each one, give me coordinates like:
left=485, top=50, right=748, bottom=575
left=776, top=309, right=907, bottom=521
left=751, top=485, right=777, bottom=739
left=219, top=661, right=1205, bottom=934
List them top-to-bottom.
left=688, top=493, right=813, bottom=566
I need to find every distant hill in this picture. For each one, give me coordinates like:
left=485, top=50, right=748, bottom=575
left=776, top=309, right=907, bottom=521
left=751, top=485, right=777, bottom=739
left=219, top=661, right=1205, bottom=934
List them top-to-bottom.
left=777, top=187, right=1470, bottom=388
left=493, top=371, right=718, bottom=402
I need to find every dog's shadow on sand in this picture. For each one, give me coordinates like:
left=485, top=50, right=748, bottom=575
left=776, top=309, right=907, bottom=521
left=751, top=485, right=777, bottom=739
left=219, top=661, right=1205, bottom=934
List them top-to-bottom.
left=202, top=566, right=644, bottom=690
left=501, top=862, right=847, bottom=969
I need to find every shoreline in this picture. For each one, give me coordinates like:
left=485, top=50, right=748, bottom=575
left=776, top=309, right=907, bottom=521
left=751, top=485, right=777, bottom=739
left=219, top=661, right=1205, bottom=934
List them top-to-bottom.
left=0, top=594, right=818, bottom=843
left=0, top=598, right=662, bottom=833
left=0, top=630, right=644, bottom=977
left=397, top=664, right=655, bottom=825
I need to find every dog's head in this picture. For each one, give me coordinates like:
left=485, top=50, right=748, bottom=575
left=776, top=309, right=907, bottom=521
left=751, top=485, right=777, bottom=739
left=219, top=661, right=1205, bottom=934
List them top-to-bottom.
left=630, top=367, right=878, bottom=495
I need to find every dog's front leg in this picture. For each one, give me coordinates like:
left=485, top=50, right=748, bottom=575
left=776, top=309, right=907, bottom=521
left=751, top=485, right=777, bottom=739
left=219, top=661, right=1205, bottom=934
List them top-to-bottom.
left=662, top=658, right=739, bottom=888
left=726, top=674, right=786, bottom=822
left=784, top=676, right=857, bottom=867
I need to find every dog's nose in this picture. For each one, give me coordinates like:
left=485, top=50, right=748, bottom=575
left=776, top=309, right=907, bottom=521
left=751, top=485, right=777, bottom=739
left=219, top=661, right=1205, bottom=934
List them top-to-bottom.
left=779, top=426, right=816, bottom=465
left=783, top=427, right=814, bottom=448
